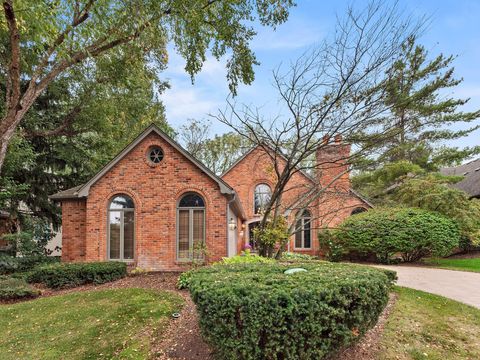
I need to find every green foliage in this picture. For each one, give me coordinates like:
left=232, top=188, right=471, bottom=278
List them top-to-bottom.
left=354, top=37, right=480, bottom=172
left=180, top=119, right=251, bottom=175
left=352, top=160, right=425, bottom=202
left=394, top=176, right=480, bottom=249
left=336, top=208, right=460, bottom=263
left=253, top=216, right=290, bottom=257
left=318, top=230, right=345, bottom=262
left=280, top=252, right=317, bottom=261
left=0, top=253, right=59, bottom=275
left=219, top=253, right=275, bottom=265
left=178, top=254, right=275, bottom=289
left=28, top=262, right=127, bottom=289
left=186, top=262, right=394, bottom=360
left=0, top=275, right=40, bottom=300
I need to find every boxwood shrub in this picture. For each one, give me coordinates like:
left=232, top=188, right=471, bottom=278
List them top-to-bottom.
left=336, top=208, right=460, bottom=263
left=28, top=261, right=127, bottom=289
left=187, top=262, right=394, bottom=360
left=0, top=275, right=40, bottom=300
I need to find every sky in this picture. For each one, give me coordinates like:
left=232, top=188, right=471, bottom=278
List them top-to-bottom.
left=159, top=0, right=480, bottom=150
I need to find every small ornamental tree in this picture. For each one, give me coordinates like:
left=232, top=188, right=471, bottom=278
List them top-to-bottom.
left=394, top=176, right=480, bottom=250
left=335, top=207, right=460, bottom=263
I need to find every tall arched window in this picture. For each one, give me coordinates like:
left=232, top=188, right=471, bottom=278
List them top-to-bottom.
left=254, top=183, right=271, bottom=214
left=177, top=192, right=205, bottom=261
left=108, top=194, right=134, bottom=261
left=295, top=209, right=312, bottom=249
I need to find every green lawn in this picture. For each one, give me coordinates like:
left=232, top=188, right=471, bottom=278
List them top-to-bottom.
left=423, top=257, right=480, bottom=273
left=377, top=287, right=480, bottom=360
left=0, top=288, right=183, bottom=360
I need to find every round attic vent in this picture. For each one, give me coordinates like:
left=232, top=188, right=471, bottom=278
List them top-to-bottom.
left=148, top=146, right=164, bottom=164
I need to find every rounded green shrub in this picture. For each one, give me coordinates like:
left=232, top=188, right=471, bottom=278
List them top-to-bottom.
left=338, top=208, right=460, bottom=263
left=28, top=261, right=127, bottom=289
left=187, top=262, right=394, bottom=360
left=0, top=275, right=40, bottom=300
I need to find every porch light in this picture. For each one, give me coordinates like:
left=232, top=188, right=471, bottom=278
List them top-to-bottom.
left=228, top=218, right=237, bottom=230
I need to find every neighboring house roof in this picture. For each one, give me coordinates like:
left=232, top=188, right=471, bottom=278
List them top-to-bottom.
left=50, top=124, right=246, bottom=218
left=441, top=158, right=480, bottom=198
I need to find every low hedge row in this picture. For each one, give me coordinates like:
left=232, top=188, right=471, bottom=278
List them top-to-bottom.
left=28, top=261, right=127, bottom=289
left=186, top=262, right=395, bottom=360
left=0, top=275, right=40, bottom=300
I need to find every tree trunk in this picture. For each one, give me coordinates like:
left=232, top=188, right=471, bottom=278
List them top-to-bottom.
left=0, top=113, right=21, bottom=173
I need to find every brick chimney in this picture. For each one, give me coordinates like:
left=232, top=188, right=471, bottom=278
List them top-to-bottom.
left=316, top=134, right=351, bottom=191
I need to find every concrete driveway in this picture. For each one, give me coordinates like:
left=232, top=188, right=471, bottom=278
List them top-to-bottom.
left=374, top=265, right=480, bottom=309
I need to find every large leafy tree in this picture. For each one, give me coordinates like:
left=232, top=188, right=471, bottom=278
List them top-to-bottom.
left=0, top=0, right=294, bottom=173
left=356, top=37, right=480, bottom=171
left=0, top=50, right=171, bottom=226
left=180, top=119, right=250, bottom=175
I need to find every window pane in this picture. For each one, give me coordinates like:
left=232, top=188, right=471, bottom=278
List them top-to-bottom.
left=254, top=184, right=271, bottom=214
left=179, top=193, right=205, bottom=207
left=110, top=195, right=134, bottom=209
left=178, top=210, right=190, bottom=259
left=193, top=210, right=205, bottom=260
left=109, top=211, right=121, bottom=259
left=123, top=211, right=134, bottom=259
left=295, top=219, right=303, bottom=248
left=303, top=219, right=311, bottom=248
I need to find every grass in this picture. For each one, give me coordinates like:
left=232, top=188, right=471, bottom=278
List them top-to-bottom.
left=423, top=257, right=480, bottom=273
left=377, top=287, right=480, bottom=360
left=0, top=288, right=183, bottom=360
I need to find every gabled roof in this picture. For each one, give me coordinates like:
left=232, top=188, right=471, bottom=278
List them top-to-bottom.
left=51, top=124, right=236, bottom=200
left=221, top=144, right=316, bottom=184
left=441, top=158, right=480, bottom=198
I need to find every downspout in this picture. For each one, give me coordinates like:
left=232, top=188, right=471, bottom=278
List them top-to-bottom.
left=227, top=194, right=236, bottom=258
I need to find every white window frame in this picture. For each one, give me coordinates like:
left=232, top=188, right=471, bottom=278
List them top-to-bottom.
left=254, top=183, right=271, bottom=215
left=176, top=193, right=206, bottom=262
left=107, top=195, right=135, bottom=262
left=294, top=212, right=312, bottom=250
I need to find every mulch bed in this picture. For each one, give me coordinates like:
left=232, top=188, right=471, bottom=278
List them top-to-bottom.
left=2, top=272, right=397, bottom=360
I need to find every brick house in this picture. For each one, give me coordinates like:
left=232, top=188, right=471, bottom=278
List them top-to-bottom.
left=51, top=124, right=370, bottom=270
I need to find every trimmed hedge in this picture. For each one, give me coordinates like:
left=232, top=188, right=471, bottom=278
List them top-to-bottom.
left=332, top=208, right=460, bottom=263
left=28, top=262, right=127, bottom=289
left=186, top=262, right=394, bottom=360
left=0, top=275, right=40, bottom=300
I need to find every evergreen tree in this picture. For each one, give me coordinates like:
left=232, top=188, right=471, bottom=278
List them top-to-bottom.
left=357, top=37, right=480, bottom=171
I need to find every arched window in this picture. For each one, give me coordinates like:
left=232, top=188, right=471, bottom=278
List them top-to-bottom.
left=254, top=183, right=271, bottom=214
left=177, top=192, right=205, bottom=261
left=108, top=194, right=134, bottom=261
left=351, top=207, right=367, bottom=215
left=294, top=209, right=312, bottom=249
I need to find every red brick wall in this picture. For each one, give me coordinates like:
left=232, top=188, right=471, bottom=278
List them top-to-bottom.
left=62, top=132, right=228, bottom=271
left=222, top=145, right=368, bottom=257
left=222, top=147, right=321, bottom=256
left=61, top=199, right=86, bottom=262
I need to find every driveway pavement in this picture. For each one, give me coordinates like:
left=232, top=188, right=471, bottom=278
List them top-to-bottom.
left=374, top=265, right=480, bottom=309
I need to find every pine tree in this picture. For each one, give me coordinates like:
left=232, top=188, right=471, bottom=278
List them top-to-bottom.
left=359, top=37, right=480, bottom=171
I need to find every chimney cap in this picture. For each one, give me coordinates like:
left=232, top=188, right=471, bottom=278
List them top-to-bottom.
left=334, top=134, right=342, bottom=144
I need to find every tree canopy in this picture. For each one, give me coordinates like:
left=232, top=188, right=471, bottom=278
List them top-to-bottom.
left=0, top=0, right=295, bottom=172
left=354, top=37, right=480, bottom=171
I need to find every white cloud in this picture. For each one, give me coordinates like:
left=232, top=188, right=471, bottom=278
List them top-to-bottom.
left=161, top=85, right=222, bottom=126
